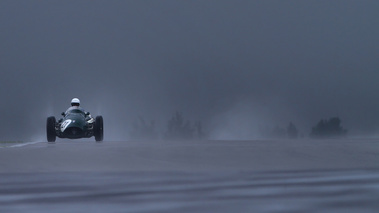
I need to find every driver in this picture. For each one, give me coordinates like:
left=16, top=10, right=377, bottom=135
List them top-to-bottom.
left=65, top=98, right=94, bottom=123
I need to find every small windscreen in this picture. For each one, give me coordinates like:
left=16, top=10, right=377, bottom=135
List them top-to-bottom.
left=67, top=109, right=85, bottom=114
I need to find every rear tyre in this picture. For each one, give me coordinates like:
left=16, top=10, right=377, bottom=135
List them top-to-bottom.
left=46, top=116, right=56, bottom=142
left=94, top=116, right=104, bottom=142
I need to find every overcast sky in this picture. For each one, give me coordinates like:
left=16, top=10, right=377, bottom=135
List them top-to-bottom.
left=0, top=0, right=378, bottom=140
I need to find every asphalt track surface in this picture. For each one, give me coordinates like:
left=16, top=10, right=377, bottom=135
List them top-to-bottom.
left=0, top=139, right=379, bottom=212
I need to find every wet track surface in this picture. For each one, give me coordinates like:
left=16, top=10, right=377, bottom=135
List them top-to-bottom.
left=0, top=140, right=379, bottom=212
left=1, top=170, right=379, bottom=213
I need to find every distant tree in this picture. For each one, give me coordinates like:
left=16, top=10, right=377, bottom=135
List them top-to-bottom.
left=164, top=112, right=207, bottom=140
left=165, top=112, right=194, bottom=140
left=129, top=116, right=157, bottom=140
left=310, top=117, right=348, bottom=138
left=287, top=122, right=298, bottom=139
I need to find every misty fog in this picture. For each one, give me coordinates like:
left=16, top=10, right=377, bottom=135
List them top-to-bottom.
left=0, top=0, right=378, bottom=141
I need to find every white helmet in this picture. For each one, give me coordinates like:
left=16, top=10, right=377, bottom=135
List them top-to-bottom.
left=71, top=98, right=80, bottom=106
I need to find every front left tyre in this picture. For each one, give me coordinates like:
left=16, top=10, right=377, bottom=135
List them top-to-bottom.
left=46, top=116, right=56, bottom=142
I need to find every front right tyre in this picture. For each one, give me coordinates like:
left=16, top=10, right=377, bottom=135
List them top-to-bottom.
left=46, top=116, right=56, bottom=142
left=94, top=116, right=104, bottom=142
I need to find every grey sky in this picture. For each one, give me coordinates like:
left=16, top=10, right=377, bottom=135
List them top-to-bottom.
left=0, top=0, right=378, bottom=140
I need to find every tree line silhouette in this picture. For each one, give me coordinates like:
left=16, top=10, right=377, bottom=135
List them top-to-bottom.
left=129, top=111, right=206, bottom=140
left=130, top=112, right=348, bottom=140
left=259, top=117, right=347, bottom=139
left=310, top=117, right=347, bottom=138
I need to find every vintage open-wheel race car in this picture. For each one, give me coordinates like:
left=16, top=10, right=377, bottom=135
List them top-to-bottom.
left=46, top=109, right=103, bottom=142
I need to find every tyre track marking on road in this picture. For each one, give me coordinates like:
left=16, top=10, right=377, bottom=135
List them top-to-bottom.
left=0, top=141, right=44, bottom=148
